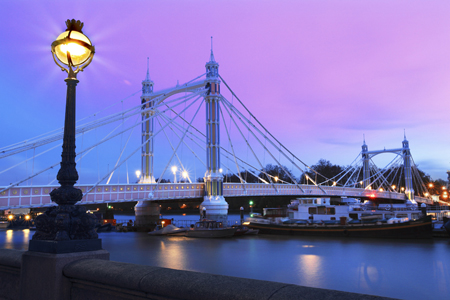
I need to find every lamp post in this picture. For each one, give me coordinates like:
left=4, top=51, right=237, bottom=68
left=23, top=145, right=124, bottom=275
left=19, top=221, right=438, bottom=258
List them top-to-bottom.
left=29, top=19, right=100, bottom=253
left=172, top=166, right=177, bottom=183
left=136, top=170, right=141, bottom=183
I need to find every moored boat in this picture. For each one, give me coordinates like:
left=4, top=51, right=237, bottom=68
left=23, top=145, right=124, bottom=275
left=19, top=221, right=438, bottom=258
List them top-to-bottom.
left=247, top=197, right=433, bottom=239
left=186, top=220, right=237, bottom=238
left=148, top=224, right=189, bottom=236
left=232, top=225, right=259, bottom=236
left=232, top=225, right=249, bottom=236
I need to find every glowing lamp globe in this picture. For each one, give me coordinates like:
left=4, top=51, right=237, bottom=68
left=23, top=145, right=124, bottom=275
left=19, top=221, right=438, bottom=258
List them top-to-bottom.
left=51, top=19, right=95, bottom=76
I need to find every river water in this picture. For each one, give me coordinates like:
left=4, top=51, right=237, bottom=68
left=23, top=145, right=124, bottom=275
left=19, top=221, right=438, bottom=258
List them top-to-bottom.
left=1, top=214, right=449, bottom=300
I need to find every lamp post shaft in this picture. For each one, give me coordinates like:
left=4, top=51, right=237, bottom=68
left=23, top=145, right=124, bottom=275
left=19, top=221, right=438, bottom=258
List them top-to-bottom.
left=57, top=77, right=80, bottom=187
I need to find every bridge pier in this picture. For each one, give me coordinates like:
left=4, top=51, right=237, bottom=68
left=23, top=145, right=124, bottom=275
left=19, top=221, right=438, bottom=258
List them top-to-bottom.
left=200, top=187, right=229, bottom=223
left=134, top=201, right=160, bottom=229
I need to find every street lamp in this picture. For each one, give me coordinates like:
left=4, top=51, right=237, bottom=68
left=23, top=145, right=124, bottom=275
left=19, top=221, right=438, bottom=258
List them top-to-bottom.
left=30, top=20, right=99, bottom=252
left=51, top=20, right=95, bottom=79
left=171, top=166, right=177, bottom=183
left=135, top=170, right=141, bottom=182
left=182, top=170, right=188, bottom=182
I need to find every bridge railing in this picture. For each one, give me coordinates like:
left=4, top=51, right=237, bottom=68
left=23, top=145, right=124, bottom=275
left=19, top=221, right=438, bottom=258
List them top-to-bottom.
left=0, top=182, right=431, bottom=209
left=0, top=183, right=205, bottom=209
left=222, top=183, right=408, bottom=201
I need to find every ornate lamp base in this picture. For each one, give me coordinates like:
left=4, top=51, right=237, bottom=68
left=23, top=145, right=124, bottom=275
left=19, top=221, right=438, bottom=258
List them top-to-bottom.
left=30, top=187, right=102, bottom=253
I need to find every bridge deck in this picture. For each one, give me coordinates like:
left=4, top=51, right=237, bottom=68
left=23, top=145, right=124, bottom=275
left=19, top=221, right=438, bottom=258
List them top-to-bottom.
left=0, top=183, right=432, bottom=209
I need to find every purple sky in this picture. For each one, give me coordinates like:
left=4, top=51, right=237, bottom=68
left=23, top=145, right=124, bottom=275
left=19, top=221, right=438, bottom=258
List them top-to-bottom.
left=1, top=0, right=450, bottom=184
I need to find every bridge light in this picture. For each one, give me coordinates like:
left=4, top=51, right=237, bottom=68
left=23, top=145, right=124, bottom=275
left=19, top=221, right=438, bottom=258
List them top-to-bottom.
left=171, top=166, right=177, bottom=183
left=219, top=168, right=223, bottom=173
left=135, top=170, right=141, bottom=179
left=182, top=171, right=188, bottom=179
left=274, top=176, right=279, bottom=182
left=332, top=182, right=336, bottom=186
left=428, top=183, right=434, bottom=188
left=392, top=185, right=396, bottom=190
left=443, top=186, right=447, bottom=190
left=401, top=187, right=405, bottom=191
left=379, top=188, right=383, bottom=192
left=424, top=193, right=429, bottom=197
left=369, top=194, right=376, bottom=198
left=7, top=214, right=14, bottom=221
left=24, top=215, right=31, bottom=221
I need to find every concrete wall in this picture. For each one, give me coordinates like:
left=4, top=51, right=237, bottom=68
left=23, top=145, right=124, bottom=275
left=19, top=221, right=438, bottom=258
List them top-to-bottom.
left=0, top=249, right=394, bottom=300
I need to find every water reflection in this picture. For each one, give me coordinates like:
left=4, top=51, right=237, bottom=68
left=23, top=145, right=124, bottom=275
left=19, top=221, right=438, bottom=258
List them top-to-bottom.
left=23, top=229, right=30, bottom=244
left=5, top=230, right=13, bottom=247
left=158, top=238, right=187, bottom=270
left=298, top=254, right=322, bottom=286
left=432, top=260, right=449, bottom=296
left=357, top=262, right=383, bottom=290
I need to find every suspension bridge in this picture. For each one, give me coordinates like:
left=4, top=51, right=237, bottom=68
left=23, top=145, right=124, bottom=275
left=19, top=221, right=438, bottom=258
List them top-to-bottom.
left=0, top=46, right=434, bottom=226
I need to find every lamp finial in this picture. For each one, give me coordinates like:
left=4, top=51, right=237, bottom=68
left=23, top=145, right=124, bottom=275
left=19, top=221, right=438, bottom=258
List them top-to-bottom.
left=65, top=19, right=84, bottom=33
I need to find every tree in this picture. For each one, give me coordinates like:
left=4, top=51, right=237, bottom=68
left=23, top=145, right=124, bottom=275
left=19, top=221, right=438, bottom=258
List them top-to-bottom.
left=303, top=159, right=345, bottom=185
left=258, top=164, right=297, bottom=184
left=223, top=171, right=259, bottom=183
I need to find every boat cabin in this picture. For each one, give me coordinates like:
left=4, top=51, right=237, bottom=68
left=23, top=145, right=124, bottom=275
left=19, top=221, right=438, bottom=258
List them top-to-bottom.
left=284, top=197, right=421, bottom=222
left=194, top=220, right=224, bottom=229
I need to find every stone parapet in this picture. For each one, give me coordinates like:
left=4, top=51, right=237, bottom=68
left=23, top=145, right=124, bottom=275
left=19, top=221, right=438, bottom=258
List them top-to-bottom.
left=0, top=249, right=24, bottom=300
left=64, top=259, right=396, bottom=300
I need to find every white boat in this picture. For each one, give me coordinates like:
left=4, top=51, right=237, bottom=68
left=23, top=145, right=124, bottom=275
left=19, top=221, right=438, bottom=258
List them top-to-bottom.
left=247, top=197, right=433, bottom=239
left=274, top=197, right=422, bottom=223
left=186, top=220, right=237, bottom=238
left=148, top=224, right=188, bottom=236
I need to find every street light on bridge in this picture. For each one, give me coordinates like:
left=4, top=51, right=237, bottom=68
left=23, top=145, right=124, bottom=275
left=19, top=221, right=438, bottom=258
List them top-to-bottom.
left=29, top=20, right=100, bottom=253
left=171, top=166, right=177, bottom=183
left=135, top=170, right=141, bottom=182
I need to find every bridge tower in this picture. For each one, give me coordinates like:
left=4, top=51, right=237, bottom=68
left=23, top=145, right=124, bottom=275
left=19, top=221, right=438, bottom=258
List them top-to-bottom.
left=199, top=41, right=229, bottom=221
left=140, top=58, right=155, bottom=183
left=135, top=59, right=160, bottom=229
left=402, top=136, right=414, bottom=200
left=362, top=139, right=370, bottom=189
